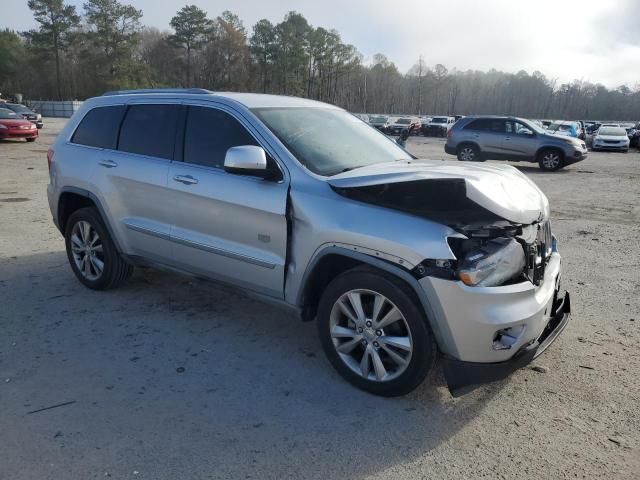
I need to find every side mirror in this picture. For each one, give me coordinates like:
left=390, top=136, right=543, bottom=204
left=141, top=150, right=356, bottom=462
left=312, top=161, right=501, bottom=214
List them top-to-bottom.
left=224, top=146, right=268, bottom=177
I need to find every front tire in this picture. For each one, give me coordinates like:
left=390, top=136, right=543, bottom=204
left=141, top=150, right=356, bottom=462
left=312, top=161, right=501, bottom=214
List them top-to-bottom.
left=26, top=138, right=36, bottom=142
left=538, top=149, right=564, bottom=171
left=64, top=207, right=133, bottom=290
left=317, top=267, right=436, bottom=396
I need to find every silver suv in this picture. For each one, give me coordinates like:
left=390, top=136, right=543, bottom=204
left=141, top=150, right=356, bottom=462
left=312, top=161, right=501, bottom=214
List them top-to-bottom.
left=47, top=89, right=570, bottom=396
left=445, top=116, right=588, bottom=170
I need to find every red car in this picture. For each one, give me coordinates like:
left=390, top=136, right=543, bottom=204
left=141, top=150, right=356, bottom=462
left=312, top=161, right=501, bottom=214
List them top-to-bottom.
left=0, top=108, right=38, bottom=142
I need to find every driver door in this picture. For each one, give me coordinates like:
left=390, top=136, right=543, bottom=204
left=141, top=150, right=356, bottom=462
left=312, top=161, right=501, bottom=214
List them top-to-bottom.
left=167, top=105, right=289, bottom=298
left=502, top=120, right=538, bottom=158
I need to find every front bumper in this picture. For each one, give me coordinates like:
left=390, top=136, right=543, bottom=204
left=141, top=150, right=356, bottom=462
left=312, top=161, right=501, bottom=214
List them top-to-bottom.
left=423, top=126, right=447, bottom=136
left=0, top=129, right=38, bottom=139
left=593, top=143, right=629, bottom=151
left=566, top=147, right=588, bottom=164
left=418, top=250, right=569, bottom=394
left=442, top=291, right=570, bottom=396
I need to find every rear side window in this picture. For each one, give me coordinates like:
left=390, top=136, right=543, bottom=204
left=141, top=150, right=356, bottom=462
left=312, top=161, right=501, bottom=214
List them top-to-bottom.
left=118, top=104, right=180, bottom=160
left=71, top=105, right=125, bottom=149
left=183, top=106, right=258, bottom=169
left=464, top=119, right=505, bottom=133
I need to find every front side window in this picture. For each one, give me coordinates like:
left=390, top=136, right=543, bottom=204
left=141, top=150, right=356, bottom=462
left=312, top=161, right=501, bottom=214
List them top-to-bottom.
left=118, top=104, right=180, bottom=160
left=72, top=105, right=125, bottom=149
left=183, top=106, right=258, bottom=169
left=253, top=107, right=411, bottom=176
left=506, top=121, right=534, bottom=135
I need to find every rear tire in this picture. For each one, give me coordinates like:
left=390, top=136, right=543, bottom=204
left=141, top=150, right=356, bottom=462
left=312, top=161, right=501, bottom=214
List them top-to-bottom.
left=26, top=138, right=36, bottom=142
left=457, top=144, right=480, bottom=162
left=538, top=148, right=564, bottom=171
left=64, top=207, right=133, bottom=290
left=317, top=267, right=436, bottom=396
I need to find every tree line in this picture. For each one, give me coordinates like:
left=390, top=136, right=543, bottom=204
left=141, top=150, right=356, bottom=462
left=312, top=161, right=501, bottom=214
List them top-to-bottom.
left=1, top=0, right=638, bottom=120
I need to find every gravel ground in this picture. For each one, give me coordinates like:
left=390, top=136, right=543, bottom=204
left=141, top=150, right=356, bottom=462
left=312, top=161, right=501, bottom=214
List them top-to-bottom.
left=1, top=118, right=638, bottom=479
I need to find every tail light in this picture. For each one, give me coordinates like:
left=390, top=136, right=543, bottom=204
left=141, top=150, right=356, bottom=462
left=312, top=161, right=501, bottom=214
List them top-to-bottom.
left=447, top=129, right=453, bottom=138
left=47, top=148, right=54, bottom=171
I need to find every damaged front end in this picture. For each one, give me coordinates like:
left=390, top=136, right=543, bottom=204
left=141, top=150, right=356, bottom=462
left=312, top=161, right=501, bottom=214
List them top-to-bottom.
left=328, top=162, right=570, bottom=395
left=331, top=174, right=553, bottom=289
left=432, top=218, right=555, bottom=289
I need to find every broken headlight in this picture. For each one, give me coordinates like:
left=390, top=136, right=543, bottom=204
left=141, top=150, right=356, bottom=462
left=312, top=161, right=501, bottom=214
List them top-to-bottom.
left=455, top=237, right=526, bottom=287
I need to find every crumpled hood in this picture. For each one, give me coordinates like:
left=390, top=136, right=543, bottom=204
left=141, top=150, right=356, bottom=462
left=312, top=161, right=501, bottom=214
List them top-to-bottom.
left=327, top=159, right=550, bottom=225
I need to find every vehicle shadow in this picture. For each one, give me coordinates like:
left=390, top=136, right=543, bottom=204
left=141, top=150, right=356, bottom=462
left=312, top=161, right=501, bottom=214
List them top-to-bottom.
left=0, top=138, right=31, bottom=144
left=0, top=251, right=503, bottom=479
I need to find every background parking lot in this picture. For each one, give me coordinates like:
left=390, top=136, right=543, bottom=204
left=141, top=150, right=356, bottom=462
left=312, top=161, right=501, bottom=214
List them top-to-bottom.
left=1, top=119, right=639, bottom=479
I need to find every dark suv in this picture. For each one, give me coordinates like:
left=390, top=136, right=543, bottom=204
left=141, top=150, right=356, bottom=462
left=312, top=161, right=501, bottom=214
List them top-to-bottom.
left=445, top=116, right=588, bottom=171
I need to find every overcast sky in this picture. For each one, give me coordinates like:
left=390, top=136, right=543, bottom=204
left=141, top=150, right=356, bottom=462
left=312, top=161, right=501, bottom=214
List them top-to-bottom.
left=2, top=0, right=638, bottom=88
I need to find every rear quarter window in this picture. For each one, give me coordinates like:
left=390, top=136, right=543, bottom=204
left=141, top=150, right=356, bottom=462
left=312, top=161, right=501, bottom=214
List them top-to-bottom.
left=71, top=105, right=125, bottom=149
left=464, top=119, right=504, bottom=132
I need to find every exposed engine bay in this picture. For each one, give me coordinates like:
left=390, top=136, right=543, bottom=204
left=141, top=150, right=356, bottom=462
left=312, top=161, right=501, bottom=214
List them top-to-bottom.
left=332, top=177, right=554, bottom=288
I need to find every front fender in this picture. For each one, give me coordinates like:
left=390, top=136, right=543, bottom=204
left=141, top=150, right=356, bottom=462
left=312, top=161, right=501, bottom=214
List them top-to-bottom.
left=295, top=245, right=453, bottom=353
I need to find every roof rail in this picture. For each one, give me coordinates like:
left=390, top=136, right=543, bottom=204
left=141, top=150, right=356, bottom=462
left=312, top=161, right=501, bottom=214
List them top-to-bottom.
left=102, top=88, right=213, bottom=96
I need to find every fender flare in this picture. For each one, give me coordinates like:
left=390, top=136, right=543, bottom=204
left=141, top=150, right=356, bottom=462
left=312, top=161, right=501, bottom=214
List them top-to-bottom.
left=456, top=141, right=482, bottom=154
left=534, top=145, right=565, bottom=161
left=58, top=186, right=124, bottom=253
left=297, top=245, right=448, bottom=352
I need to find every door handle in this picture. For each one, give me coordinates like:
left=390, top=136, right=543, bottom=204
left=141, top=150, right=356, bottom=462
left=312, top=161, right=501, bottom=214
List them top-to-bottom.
left=504, top=137, right=511, bottom=141
left=99, top=159, right=118, bottom=168
left=173, top=174, right=198, bottom=185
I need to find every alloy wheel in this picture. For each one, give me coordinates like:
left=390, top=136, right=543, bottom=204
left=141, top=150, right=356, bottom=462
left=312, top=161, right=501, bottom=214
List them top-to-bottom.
left=460, top=147, right=475, bottom=161
left=542, top=152, right=560, bottom=169
left=70, top=220, right=104, bottom=280
left=329, top=289, right=413, bottom=382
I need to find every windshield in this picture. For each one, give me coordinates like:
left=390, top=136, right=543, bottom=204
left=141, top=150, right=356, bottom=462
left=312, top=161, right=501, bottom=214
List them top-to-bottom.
left=8, top=104, right=30, bottom=113
left=253, top=107, right=412, bottom=176
left=0, top=109, right=19, bottom=119
left=370, top=116, right=386, bottom=123
left=431, top=117, right=447, bottom=123
left=396, top=118, right=411, bottom=124
left=519, top=119, right=546, bottom=134
left=548, top=123, right=572, bottom=132
left=598, top=127, right=626, bottom=136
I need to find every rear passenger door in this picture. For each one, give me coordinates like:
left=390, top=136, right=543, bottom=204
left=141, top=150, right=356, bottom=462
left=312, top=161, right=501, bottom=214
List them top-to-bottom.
left=96, top=102, right=180, bottom=261
left=167, top=104, right=289, bottom=298
left=463, top=118, right=506, bottom=156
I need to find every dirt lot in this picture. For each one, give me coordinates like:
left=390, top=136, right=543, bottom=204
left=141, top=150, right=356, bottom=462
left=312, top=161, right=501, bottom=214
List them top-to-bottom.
left=1, top=118, right=639, bottom=479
